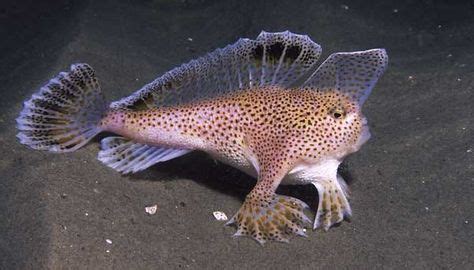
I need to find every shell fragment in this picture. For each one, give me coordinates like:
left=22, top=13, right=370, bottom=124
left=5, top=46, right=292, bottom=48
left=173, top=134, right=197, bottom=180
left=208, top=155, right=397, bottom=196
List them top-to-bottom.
left=213, top=211, right=228, bottom=221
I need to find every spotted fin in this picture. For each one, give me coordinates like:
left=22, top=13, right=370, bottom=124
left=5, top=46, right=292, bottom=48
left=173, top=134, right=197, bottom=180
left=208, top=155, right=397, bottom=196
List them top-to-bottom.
left=110, top=31, right=321, bottom=110
left=303, top=49, right=388, bottom=105
left=16, top=64, right=107, bottom=152
left=97, top=137, right=191, bottom=174
left=312, top=175, right=352, bottom=230
left=227, top=194, right=311, bottom=245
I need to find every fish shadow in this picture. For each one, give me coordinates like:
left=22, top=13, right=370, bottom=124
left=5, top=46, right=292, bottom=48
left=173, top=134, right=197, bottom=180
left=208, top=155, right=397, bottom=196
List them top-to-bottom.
left=128, top=151, right=355, bottom=214
left=130, top=151, right=253, bottom=199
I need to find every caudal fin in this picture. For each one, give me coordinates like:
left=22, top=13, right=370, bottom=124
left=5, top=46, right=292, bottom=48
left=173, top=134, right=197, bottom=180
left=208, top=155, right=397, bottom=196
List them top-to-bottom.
left=16, top=63, right=107, bottom=152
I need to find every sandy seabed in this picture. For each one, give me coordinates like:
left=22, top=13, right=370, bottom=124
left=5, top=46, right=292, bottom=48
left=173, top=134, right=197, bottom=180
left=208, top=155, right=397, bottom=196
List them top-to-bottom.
left=0, top=0, right=472, bottom=269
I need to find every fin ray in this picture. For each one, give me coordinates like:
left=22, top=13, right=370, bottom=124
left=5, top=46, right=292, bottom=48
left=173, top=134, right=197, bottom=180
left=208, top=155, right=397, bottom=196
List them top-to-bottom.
left=110, top=31, right=321, bottom=110
left=303, top=49, right=388, bottom=105
left=16, top=63, right=107, bottom=152
left=98, top=137, right=191, bottom=174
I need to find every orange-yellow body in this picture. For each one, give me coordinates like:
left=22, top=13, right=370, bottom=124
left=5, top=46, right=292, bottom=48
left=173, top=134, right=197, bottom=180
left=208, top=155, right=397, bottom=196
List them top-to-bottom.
left=102, top=87, right=366, bottom=182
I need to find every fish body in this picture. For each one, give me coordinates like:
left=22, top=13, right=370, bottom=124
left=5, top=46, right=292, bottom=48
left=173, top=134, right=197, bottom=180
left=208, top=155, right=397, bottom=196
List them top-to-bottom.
left=16, top=31, right=387, bottom=244
left=101, top=87, right=368, bottom=182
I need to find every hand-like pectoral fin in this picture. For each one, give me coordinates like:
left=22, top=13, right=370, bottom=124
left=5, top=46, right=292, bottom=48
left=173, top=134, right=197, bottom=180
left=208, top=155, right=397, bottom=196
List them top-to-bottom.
left=312, top=175, right=351, bottom=230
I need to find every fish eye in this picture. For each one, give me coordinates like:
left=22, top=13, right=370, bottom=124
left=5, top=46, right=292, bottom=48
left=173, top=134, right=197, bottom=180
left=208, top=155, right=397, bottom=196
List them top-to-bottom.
left=330, top=108, right=345, bottom=119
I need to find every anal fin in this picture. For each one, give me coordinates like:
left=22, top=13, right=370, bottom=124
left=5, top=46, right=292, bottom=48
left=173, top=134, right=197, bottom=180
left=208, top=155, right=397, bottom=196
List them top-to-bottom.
left=98, top=136, right=191, bottom=174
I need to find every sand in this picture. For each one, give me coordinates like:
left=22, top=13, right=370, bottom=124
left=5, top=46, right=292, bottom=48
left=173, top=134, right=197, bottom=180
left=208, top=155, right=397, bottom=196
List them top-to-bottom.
left=0, top=0, right=472, bottom=269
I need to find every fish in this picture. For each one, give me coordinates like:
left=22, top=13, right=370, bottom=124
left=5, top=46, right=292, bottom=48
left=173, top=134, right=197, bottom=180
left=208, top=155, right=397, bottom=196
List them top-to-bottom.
left=16, top=31, right=388, bottom=244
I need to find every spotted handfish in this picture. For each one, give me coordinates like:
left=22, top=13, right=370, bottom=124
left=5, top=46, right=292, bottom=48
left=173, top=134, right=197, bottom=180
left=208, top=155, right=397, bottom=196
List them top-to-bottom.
left=16, top=31, right=388, bottom=244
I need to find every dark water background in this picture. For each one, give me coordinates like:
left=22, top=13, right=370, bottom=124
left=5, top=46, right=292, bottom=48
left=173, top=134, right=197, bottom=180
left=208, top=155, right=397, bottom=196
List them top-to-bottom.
left=0, top=0, right=473, bottom=269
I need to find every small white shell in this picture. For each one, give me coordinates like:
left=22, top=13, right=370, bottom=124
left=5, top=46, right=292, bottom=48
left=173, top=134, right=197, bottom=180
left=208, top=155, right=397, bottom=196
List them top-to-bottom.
left=145, top=205, right=158, bottom=215
left=212, top=211, right=228, bottom=221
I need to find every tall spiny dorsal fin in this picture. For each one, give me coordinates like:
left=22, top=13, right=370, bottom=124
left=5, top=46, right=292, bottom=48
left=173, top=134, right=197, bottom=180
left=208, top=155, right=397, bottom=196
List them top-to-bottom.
left=110, top=31, right=322, bottom=110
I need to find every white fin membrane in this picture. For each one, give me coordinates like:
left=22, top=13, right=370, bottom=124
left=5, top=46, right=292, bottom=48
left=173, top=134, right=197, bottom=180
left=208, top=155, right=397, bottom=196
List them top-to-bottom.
left=110, top=31, right=322, bottom=110
left=303, top=49, right=388, bottom=106
left=98, top=137, right=191, bottom=174
left=337, top=174, right=350, bottom=200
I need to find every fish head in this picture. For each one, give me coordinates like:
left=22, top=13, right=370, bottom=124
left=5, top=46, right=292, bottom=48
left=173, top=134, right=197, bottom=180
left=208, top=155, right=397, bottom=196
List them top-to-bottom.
left=302, top=48, right=387, bottom=159
left=316, top=90, right=371, bottom=158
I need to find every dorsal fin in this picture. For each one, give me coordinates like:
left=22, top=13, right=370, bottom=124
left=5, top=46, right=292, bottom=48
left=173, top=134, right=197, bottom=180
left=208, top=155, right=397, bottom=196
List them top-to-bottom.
left=110, top=31, right=321, bottom=110
left=302, top=49, right=388, bottom=106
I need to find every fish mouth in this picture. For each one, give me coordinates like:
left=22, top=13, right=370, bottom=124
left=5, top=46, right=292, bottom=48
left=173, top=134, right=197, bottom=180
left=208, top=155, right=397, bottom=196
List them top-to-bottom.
left=352, top=114, right=371, bottom=150
left=361, top=117, right=368, bottom=126
left=358, top=121, right=371, bottom=146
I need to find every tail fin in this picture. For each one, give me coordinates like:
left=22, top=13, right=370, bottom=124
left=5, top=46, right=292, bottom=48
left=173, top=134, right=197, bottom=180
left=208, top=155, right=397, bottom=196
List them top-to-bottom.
left=16, top=63, right=107, bottom=152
